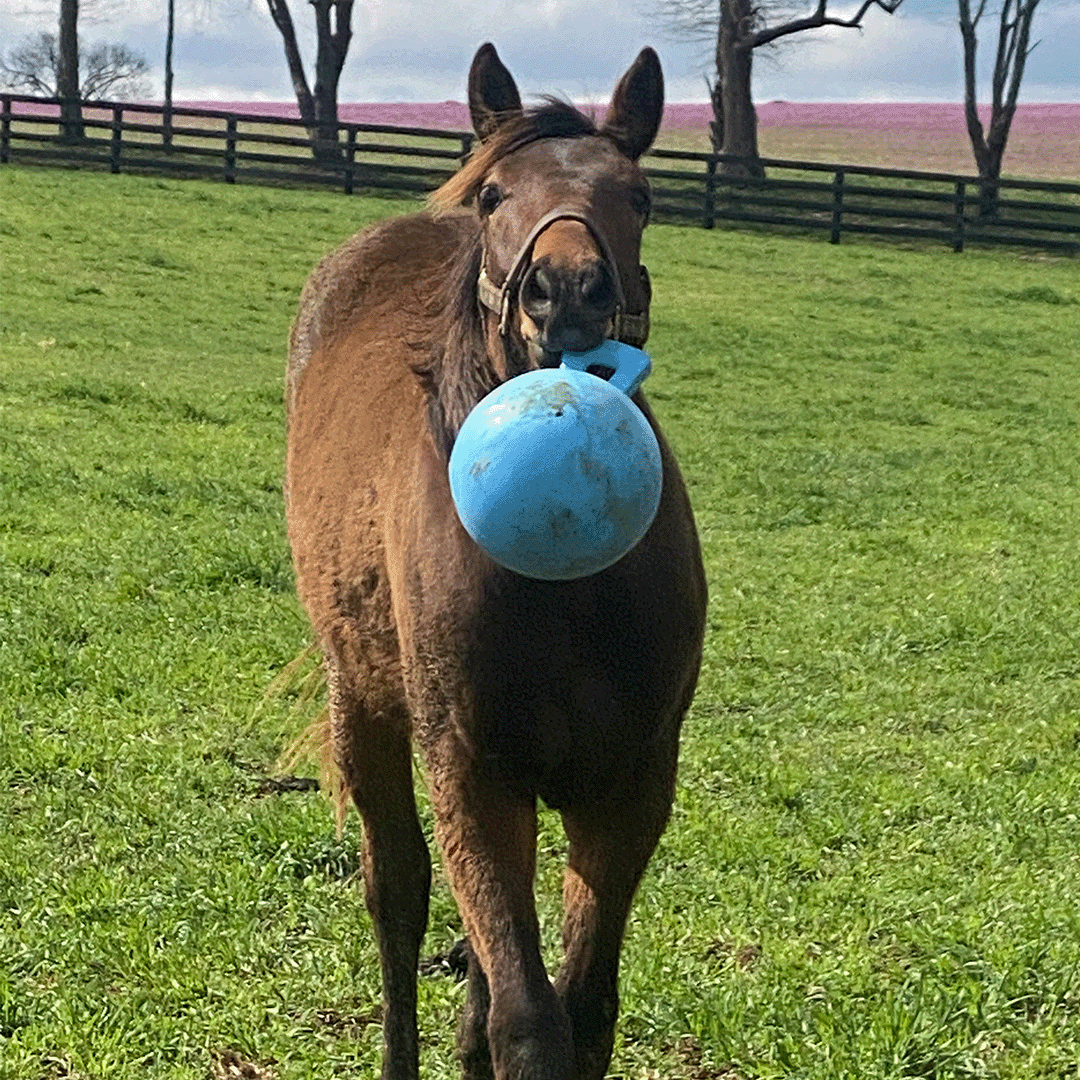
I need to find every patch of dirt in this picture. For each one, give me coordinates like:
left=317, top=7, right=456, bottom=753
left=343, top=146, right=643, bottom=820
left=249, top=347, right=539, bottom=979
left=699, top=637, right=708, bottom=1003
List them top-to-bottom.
left=205, top=748, right=321, bottom=797
left=254, top=774, right=320, bottom=796
left=705, top=939, right=762, bottom=970
left=312, top=1005, right=381, bottom=1036
left=671, top=1035, right=747, bottom=1079
left=210, top=1049, right=278, bottom=1080
left=39, top=1057, right=88, bottom=1080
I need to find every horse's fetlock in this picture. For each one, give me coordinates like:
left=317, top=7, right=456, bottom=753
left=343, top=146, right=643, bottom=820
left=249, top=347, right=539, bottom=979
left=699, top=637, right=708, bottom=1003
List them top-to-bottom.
left=487, top=1003, right=574, bottom=1080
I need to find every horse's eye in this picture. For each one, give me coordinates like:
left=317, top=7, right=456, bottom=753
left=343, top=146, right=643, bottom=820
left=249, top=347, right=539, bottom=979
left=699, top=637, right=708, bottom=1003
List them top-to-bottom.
left=478, top=183, right=503, bottom=215
left=630, top=186, right=652, bottom=220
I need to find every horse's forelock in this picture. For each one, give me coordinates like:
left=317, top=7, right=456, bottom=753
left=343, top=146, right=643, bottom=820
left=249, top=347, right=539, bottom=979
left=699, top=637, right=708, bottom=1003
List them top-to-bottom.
left=430, top=100, right=600, bottom=214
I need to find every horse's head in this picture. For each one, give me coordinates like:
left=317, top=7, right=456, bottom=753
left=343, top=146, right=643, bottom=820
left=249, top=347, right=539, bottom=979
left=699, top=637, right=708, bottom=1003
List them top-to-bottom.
left=435, top=44, right=663, bottom=376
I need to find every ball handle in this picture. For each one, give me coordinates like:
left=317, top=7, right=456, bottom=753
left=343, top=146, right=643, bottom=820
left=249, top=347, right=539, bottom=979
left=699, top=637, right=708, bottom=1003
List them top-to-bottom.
left=560, top=340, right=652, bottom=397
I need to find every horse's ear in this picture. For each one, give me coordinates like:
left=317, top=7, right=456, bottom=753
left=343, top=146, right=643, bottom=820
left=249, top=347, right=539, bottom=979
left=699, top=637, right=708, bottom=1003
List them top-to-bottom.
left=468, top=43, right=523, bottom=142
left=601, top=47, right=664, bottom=161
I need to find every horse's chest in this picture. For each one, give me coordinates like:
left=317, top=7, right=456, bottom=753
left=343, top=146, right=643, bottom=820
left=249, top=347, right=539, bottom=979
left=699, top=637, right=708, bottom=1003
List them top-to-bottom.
left=409, top=591, right=663, bottom=803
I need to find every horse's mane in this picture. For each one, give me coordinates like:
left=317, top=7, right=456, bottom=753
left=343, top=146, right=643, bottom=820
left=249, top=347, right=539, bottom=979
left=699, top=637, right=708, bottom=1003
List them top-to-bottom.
left=418, top=100, right=603, bottom=457
left=414, top=226, right=494, bottom=459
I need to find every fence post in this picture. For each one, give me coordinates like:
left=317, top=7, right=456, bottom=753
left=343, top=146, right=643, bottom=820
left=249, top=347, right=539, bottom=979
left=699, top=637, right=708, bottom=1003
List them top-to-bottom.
left=1, top=95, right=11, bottom=164
left=110, top=105, right=123, bottom=173
left=224, top=116, right=237, bottom=184
left=343, top=126, right=357, bottom=194
left=460, top=133, right=474, bottom=166
left=704, top=156, right=718, bottom=229
left=830, top=169, right=845, bottom=244
left=952, top=180, right=966, bottom=253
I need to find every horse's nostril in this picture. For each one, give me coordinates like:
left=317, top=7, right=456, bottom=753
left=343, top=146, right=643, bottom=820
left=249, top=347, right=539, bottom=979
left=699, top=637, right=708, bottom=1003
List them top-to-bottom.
left=519, top=259, right=615, bottom=336
left=580, top=262, right=616, bottom=313
left=521, top=265, right=553, bottom=306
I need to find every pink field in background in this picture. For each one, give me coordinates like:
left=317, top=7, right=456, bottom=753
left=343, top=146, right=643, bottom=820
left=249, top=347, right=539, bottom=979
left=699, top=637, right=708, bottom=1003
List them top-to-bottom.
left=13, top=97, right=1078, bottom=177
left=179, top=99, right=1079, bottom=136
left=173, top=100, right=475, bottom=128
left=178, top=100, right=1078, bottom=177
left=675, top=101, right=1079, bottom=135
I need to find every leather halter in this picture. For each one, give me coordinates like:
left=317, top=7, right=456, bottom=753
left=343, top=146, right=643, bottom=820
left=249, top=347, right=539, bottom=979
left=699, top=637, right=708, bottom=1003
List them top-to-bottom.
left=476, top=207, right=650, bottom=350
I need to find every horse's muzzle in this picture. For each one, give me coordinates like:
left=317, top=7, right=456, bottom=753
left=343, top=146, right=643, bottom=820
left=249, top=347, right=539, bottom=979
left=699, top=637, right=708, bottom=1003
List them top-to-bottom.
left=518, top=256, right=618, bottom=357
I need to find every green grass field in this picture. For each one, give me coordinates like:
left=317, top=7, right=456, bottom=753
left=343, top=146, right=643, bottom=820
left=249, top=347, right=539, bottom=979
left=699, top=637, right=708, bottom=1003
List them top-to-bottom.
left=1, top=165, right=1079, bottom=1080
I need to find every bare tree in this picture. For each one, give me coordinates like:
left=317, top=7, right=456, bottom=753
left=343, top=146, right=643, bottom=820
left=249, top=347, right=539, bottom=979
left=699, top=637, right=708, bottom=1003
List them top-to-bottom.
left=57, top=0, right=82, bottom=139
left=164, top=0, right=176, bottom=146
left=265, top=0, right=353, bottom=162
left=657, top=0, right=904, bottom=177
left=958, top=0, right=1041, bottom=215
left=0, top=31, right=150, bottom=100
left=0, top=32, right=59, bottom=96
left=83, top=41, right=150, bottom=98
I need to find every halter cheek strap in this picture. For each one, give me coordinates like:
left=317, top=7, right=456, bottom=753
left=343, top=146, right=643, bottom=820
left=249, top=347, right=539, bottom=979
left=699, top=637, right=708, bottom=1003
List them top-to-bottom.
left=476, top=207, right=651, bottom=349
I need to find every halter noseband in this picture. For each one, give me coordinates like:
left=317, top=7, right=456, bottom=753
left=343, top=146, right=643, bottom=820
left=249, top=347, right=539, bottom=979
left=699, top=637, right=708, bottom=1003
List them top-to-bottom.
left=476, top=207, right=651, bottom=350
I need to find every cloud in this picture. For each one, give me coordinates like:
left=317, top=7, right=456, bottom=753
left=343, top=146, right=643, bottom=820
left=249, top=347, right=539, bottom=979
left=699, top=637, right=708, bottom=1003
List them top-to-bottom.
left=0, top=0, right=1076, bottom=102
left=750, top=7, right=961, bottom=102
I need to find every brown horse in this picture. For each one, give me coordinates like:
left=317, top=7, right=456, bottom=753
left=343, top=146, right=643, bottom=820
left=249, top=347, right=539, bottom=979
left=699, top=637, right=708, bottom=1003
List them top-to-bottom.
left=285, top=43, right=707, bottom=1080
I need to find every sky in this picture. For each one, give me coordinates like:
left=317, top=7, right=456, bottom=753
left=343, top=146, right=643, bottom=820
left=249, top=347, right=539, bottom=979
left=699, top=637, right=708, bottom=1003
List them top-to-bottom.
left=0, top=0, right=1077, bottom=105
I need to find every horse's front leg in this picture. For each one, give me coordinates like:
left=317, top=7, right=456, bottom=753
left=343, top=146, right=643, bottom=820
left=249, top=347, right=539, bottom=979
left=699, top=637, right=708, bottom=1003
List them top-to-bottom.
left=328, top=656, right=432, bottom=1080
left=555, top=737, right=678, bottom=1080
left=426, top=760, right=574, bottom=1080
left=456, top=936, right=494, bottom=1078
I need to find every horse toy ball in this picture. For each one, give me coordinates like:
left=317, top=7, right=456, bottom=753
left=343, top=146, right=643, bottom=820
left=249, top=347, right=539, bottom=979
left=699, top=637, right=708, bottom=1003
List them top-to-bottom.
left=448, top=339, right=663, bottom=580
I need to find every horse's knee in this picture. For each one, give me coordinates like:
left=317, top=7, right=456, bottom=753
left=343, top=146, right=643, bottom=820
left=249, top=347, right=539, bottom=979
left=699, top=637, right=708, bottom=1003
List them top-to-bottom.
left=363, top=825, right=431, bottom=933
left=455, top=942, right=576, bottom=1080
left=558, top=979, right=618, bottom=1080
left=486, top=993, right=574, bottom=1080
left=569, top=998, right=618, bottom=1080
left=457, top=1011, right=494, bottom=1080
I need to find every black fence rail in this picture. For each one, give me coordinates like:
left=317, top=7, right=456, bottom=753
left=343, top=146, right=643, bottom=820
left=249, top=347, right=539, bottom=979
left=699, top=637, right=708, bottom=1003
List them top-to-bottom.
left=3, top=95, right=1078, bottom=254
left=0, top=96, right=475, bottom=196
left=650, top=149, right=1080, bottom=253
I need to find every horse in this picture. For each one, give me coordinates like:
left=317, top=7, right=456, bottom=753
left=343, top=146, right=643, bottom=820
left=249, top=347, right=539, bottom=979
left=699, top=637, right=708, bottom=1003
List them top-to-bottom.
left=284, top=42, right=707, bottom=1080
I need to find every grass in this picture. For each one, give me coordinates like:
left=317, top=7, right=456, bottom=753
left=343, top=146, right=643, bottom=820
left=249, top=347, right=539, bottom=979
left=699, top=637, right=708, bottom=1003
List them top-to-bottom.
left=1, top=164, right=1080, bottom=1079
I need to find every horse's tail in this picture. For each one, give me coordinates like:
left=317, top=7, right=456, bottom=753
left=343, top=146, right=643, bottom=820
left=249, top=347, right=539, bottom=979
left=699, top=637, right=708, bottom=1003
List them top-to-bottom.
left=270, top=643, right=350, bottom=835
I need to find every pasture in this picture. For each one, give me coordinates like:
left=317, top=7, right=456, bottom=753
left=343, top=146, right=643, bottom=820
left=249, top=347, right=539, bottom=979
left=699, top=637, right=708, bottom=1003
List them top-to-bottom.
left=655, top=103, right=1080, bottom=182
left=2, top=164, right=1080, bottom=1079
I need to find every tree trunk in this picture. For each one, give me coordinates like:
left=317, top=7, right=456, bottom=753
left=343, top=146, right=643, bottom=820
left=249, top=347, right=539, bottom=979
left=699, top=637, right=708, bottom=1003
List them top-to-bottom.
left=56, top=0, right=83, bottom=141
left=164, top=0, right=175, bottom=148
left=265, top=0, right=319, bottom=145
left=266, top=0, right=354, bottom=162
left=310, top=0, right=353, bottom=163
left=716, top=0, right=764, bottom=178
left=958, top=0, right=1040, bottom=218
left=959, top=0, right=995, bottom=214
left=708, top=77, right=724, bottom=155
left=976, top=149, right=1005, bottom=218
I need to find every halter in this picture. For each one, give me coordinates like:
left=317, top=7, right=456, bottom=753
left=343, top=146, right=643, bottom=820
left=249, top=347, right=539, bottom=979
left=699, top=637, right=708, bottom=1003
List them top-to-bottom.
left=476, top=207, right=651, bottom=350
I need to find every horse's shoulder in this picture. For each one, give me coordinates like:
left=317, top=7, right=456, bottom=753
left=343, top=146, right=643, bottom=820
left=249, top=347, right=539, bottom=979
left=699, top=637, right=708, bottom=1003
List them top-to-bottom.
left=287, top=212, right=473, bottom=398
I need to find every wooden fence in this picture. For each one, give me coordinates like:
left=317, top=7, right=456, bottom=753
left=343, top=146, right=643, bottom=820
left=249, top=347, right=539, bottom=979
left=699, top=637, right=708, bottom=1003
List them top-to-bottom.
left=2, top=94, right=1078, bottom=254
left=0, top=96, right=475, bottom=196
left=650, top=149, right=1079, bottom=253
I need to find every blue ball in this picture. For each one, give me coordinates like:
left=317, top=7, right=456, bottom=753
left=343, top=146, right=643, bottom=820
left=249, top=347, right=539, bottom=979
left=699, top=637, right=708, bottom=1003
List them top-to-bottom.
left=448, top=364, right=663, bottom=580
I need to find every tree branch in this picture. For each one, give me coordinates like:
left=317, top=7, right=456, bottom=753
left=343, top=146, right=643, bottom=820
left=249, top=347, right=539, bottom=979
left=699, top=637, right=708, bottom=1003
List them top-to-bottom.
left=265, top=0, right=316, bottom=127
left=746, top=0, right=902, bottom=49
left=958, top=0, right=989, bottom=166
